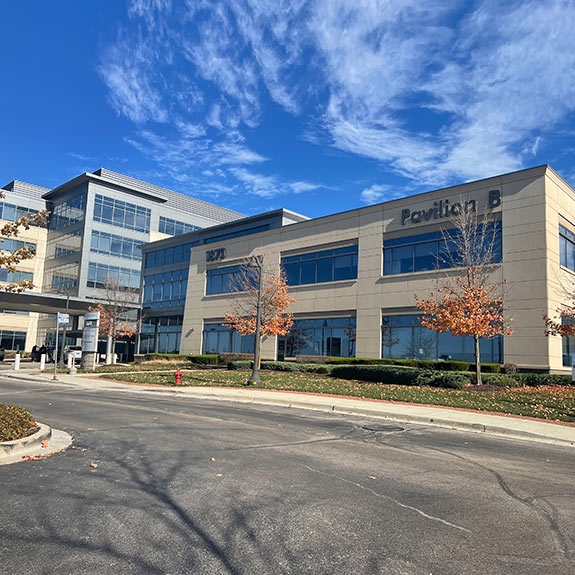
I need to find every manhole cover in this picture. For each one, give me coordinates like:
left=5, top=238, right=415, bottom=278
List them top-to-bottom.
left=362, top=425, right=405, bottom=433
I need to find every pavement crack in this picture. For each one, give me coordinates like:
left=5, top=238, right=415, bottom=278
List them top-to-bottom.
left=428, top=446, right=573, bottom=558
left=303, top=465, right=472, bottom=534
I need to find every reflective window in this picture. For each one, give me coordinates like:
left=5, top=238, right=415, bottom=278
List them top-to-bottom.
left=48, top=194, right=86, bottom=229
left=93, top=194, right=150, bottom=233
left=0, top=201, right=43, bottom=225
left=159, top=216, right=200, bottom=236
left=383, top=222, right=502, bottom=275
left=203, top=224, right=270, bottom=244
left=560, top=225, right=575, bottom=271
left=91, top=231, right=142, bottom=261
left=0, top=238, right=36, bottom=253
left=144, top=242, right=197, bottom=269
left=282, top=245, right=358, bottom=286
left=87, top=262, right=140, bottom=291
left=206, top=265, right=253, bottom=295
left=0, top=269, right=33, bottom=283
left=142, top=269, right=188, bottom=308
left=382, top=315, right=503, bottom=363
left=140, top=316, right=183, bottom=354
left=282, top=317, right=356, bottom=358
left=202, top=323, right=255, bottom=354
left=0, top=330, right=26, bottom=351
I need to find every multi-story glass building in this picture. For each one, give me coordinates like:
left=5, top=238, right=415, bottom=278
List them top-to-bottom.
left=140, top=165, right=575, bottom=373
left=1, top=168, right=244, bottom=355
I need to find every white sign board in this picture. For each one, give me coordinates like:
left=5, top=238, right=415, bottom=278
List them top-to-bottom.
left=58, top=312, right=70, bottom=325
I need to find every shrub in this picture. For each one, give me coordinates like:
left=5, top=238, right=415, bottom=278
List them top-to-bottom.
left=144, top=353, right=189, bottom=362
left=219, top=353, right=252, bottom=364
left=188, top=354, right=219, bottom=365
left=227, top=360, right=332, bottom=374
left=227, top=360, right=252, bottom=370
left=263, top=361, right=332, bottom=374
left=478, top=363, right=501, bottom=374
left=330, top=365, right=422, bottom=386
left=415, top=371, right=471, bottom=389
left=481, top=373, right=522, bottom=387
left=514, top=373, right=573, bottom=387
left=0, top=403, right=38, bottom=442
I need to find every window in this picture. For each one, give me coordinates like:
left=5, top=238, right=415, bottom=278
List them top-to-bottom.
left=48, top=194, right=86, bottom=229
left=93, top=194, right=150, bottom=233
left=0, top=202, right=43, bottom=225
left=159, top=216, right=200, bottom=236
left=383, top=222, right=502, bottom=276
left=203, top=224, right=270, bottom=244
left=560, top=225, right=575, bottom=271
left=91, top=231, right=142, bottom=261
left=0, top=238, right=36, bottom=253
left=144, top=242, right=197, bottom=269
left=282, top=245, right=358, bottom=286
left=87, top=262, right=140, bottom=291
left=206, top=265, right=249, bottom=295
left=0, top=269, right=33, bottom=283
left=142, top=269, right=188, bottom=308
left=0, top=309, right=29, bottom=316
left=382, top=315, right=503, bottom=363
left=140, top=316, right=183, bottom=354
left=281, top=317, right=356, bottom=358
left=202, top=323, right=254, bottom=355
left=0, top=330, right=26, bottom=351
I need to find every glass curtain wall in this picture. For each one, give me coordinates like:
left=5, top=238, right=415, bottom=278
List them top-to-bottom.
left=382, top=315, right=503, bottom=363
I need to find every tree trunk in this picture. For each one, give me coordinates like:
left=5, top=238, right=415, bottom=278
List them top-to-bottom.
left=474, top=335, right=482, bottom=385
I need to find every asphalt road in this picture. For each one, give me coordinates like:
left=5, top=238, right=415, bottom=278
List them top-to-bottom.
left=1, top=380, right=574, bottom=575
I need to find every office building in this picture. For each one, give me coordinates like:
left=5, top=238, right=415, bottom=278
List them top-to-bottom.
left=141, top=165, right=575, bottom=372
left=0, top=168, right=244, bottom=355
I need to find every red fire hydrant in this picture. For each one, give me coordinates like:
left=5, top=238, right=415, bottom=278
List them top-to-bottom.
left=174, top=369, right=182, bottom=386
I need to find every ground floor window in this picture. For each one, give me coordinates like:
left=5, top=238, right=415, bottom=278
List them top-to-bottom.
left=382, top=315, right=503, bottom=363
left=140, top=316, right=183, bottom=354
left=281, top=317, right=356, bottom=358
left=202, top=323, right=254, bottom=354
left=0, top=330, right=26, bottom=351
left=562, top=335, right=575, bottom=366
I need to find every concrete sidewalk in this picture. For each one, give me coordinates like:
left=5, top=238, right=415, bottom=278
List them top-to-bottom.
left=2, top=365, right=575, bottom=455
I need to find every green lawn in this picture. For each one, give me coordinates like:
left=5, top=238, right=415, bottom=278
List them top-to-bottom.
left=100, top=368, right=575, bottom=423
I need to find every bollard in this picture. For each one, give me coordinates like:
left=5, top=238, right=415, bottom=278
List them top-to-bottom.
left=14, top=353, right=21, bottom=371
left=174, top=369, right=182, bottom=385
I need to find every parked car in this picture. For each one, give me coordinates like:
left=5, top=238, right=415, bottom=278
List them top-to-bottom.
left=63, top=345, right=82, bottom=362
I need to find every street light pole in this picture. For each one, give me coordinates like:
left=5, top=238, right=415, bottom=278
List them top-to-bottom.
left=247, top=255, right=263, bottom=386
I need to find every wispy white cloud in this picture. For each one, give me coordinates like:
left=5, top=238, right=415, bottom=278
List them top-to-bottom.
left=100, top=0, right=575, bottom=206
left=360, top=184, right=392, bottom=205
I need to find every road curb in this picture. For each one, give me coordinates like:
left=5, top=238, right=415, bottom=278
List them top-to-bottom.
left=0, top=423, right=52, bottom=456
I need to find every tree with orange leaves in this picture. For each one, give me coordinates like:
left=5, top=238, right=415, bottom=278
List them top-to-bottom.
left=414, top=204, right=512, bottom=385
left=224, top=256, right=295, bottom=370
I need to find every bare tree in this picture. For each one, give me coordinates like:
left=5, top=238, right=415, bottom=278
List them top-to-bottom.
left=89, top=276, right=139, bottom=364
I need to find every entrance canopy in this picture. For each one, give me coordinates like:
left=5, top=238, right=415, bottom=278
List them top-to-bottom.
left=0, top=291, right=97, bottom=315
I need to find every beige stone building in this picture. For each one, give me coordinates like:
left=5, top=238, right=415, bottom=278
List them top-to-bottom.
left=141, top=164, right=575, bottom=372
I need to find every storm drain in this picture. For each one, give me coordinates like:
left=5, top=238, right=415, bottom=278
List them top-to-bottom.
left=362, top=425, right=405, bottom=433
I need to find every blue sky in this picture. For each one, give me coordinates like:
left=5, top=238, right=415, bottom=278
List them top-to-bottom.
left=2, top=0, right=575, bottom=218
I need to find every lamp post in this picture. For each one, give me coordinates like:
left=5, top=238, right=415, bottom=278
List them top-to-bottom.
left=247, top=255, right=263, bottom=386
